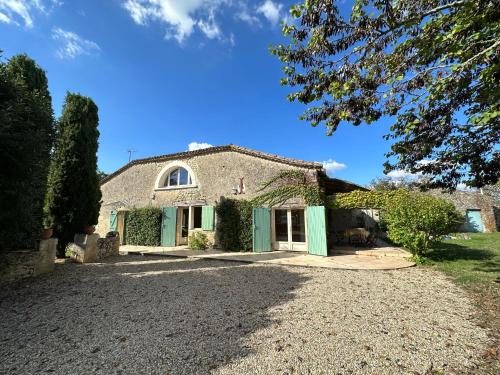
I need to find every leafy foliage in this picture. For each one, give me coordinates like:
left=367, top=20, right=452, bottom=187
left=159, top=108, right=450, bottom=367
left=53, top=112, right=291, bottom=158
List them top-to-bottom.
left=272, top=0, right=499, bottom=189
left=0, top=54, right=54, bottom=251
left=44, top=93, right=101, bottom=256
left=252, top=170, right=324, bottom=206
left=369, top=176, right=428, bottom=191
left=328, top=189, right=408, bottom=209
left=329, top=189, right=463, bottom=254
left=384, top=193, right=464, bottom=255
left=215, top=198, right=253, bottom=251
left=124, top=207, right=162, bottom=246
left=188, top=231, right=210, bottom=250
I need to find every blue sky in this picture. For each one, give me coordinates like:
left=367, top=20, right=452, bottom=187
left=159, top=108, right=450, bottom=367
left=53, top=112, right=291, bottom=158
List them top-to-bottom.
left=1, top=0, right=396, bottom=186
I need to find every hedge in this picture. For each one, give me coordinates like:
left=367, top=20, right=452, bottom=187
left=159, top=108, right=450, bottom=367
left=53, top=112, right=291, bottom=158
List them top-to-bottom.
left=216, top=198, right=253, bottom=251
left=125, top=207, right=162, bottom=246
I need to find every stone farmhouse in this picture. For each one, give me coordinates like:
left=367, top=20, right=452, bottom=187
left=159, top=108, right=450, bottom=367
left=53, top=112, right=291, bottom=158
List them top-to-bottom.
left=98, top=145, right=364, bottom=255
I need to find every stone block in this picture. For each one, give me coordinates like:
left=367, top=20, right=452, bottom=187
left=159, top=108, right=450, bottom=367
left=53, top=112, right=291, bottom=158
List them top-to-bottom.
left=68, top=234, right=99, bottom=263
left=34, top=238, right=58, bottom=275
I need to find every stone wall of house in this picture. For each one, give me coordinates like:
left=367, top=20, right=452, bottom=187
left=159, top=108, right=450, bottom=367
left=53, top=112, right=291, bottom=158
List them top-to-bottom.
left=97, top=150, right=317, bottom=237
left=426, top=190, right=498, bottom=232
left=0, top=238, right=58, bottom=283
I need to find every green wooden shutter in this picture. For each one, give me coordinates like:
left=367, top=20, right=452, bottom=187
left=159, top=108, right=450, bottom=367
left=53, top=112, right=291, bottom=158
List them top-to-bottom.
left=201, top=205, right=215, bottom=231
left=306, top=206, right=328, bottom=256
left=161, top=207, right=177, bottom=247
left=253, top=208, right=271, bottom=253
left=109, top=210, right=118, bottom=231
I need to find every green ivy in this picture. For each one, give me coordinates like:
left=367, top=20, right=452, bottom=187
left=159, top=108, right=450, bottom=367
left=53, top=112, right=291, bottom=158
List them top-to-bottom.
left=252, top=170, right=324, bottom=207
left=328, top=189, right=409, bottom=209
left=216, top=198, right=253, bottom=251
left=124, top=207, right=162, bottom=246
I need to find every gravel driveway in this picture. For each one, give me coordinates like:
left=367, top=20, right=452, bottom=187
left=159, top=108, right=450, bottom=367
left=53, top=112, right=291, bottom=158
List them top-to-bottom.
left=0, top=255, right=491, bottom=374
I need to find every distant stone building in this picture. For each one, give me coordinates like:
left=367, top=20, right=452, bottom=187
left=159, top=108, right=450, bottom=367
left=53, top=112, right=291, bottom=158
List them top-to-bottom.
left=98, top=145, right=363, bottom=254
left=427, top=189, right=499, bottom=232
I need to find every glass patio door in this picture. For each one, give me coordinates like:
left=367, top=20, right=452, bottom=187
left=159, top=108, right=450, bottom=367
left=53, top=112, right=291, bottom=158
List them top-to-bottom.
left=273, top=209, right=307, bottom=251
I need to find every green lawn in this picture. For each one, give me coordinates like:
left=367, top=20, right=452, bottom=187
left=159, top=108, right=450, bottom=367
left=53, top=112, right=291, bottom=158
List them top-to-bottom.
left=426, top=232, right=500, bottom=287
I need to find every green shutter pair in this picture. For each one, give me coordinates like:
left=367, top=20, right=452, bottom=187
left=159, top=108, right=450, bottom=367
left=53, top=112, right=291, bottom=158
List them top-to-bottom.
left=161, top=205, right=215, bottom=247
left=252, top=206, right=328, bottom=256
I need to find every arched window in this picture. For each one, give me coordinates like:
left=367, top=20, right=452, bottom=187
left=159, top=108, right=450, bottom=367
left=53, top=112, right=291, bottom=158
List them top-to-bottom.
left=154, top=161, right=196, bottom=190
left=164, top=167, right=192, bottom=187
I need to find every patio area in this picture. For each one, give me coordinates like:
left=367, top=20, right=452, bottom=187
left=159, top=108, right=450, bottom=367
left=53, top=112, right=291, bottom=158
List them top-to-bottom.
left=119, top=245, right=414, bottom=270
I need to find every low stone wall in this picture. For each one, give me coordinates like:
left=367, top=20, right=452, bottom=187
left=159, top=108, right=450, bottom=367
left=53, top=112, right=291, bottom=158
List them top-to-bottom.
left=67, top=233, right=120, bottom=263
left=96, top=236, right=120, bottom=259
left=0, top=238, right=58, bottom=283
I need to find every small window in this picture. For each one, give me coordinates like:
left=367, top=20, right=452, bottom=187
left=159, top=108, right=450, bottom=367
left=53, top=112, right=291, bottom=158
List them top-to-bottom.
left=165, top=167, right=192, bottom=187
left=193, top=206, right=202, bottom=229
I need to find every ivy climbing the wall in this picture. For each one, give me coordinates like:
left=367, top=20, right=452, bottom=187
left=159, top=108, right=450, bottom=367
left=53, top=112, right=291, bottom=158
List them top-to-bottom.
left=252, top=170, right=324, bottom=207
left=216, top=198, right=253, bottom=251
left=124, top=207, right=162, bottom=246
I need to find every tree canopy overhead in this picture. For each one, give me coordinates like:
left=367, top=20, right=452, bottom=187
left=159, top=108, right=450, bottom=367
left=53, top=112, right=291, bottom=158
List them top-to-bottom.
left=272, top=0, right=499, bottom=190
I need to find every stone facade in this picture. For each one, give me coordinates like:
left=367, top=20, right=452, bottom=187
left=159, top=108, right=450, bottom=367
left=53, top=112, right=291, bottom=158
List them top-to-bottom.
left=97, top=148, right=320, bottom=238
left=427, top=190, right=498, bottom=232
left=0, top=238, right=58, bottom=283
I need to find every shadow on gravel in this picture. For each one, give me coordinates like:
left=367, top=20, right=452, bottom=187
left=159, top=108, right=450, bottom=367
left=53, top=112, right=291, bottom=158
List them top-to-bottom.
left=0, top=255, right=309, bottom=374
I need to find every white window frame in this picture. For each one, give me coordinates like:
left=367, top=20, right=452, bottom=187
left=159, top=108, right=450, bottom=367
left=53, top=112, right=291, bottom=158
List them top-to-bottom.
left=154, top=161, right=197, bottom=191
left=271, top=208, right=307, bottom=252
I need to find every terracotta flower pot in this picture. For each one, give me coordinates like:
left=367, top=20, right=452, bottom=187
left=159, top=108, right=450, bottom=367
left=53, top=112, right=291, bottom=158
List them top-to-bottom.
left=83, top=225, right=96, bottom=235
left=40, top=228, right=53, bottom=240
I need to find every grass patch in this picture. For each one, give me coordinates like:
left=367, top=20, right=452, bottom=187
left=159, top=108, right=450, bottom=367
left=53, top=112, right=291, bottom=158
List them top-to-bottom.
left=425, top=232, right=499, bottom=374
left=426, top=233, right=499, bottom=287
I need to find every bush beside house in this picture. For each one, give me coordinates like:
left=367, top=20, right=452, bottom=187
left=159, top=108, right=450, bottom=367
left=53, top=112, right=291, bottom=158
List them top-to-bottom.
left=329, top=189, right=463, bottom=256
left=216, top=199, right=253, bottom=251
left=124, top=207, right=162, bottom=246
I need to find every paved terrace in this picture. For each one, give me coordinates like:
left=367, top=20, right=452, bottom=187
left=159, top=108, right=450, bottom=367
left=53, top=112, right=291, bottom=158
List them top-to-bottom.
left=120, top=245, right=414, bottom=270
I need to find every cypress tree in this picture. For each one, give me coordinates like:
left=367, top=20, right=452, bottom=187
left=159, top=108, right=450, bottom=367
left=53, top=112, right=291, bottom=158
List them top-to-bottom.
left=0, top=54, right=54, bottom=251
left=44, top=93, right=101, bottom=256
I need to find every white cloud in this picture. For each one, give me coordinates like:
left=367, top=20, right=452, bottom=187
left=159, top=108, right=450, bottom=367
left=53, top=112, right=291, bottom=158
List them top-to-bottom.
left=0, top=0, right=61, bottom=27
left=123, top=0, right=234, bottom=44
left=256, top=0, right=283, bottom=25
left=197, top=8, right=221, bottom=40
left=52, top=27, right=100, bottom=59
left=188, top=141, right=213, bottom=151
left=322, top=159, right=347, bottom=175
left=386, top=169, right=417, bottom=180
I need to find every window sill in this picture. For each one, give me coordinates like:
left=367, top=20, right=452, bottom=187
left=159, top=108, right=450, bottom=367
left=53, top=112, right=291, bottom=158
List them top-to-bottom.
left=155, top=185, right=198, bottom=191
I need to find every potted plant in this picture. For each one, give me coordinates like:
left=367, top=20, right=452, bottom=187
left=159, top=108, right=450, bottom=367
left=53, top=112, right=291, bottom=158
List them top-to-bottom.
left=41, top=217, right=53, bottom=240
left=83, top=225, right=96, bottom=235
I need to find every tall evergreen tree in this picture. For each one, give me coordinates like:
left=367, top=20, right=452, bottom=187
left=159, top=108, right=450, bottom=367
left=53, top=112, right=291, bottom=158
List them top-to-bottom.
left=0, top=54, right=54, bottom=251
left=45, top=93, right=101, bottom=256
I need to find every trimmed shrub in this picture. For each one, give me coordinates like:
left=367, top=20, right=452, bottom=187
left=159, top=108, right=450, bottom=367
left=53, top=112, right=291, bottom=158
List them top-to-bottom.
left=0, top=54, right=54, bottom=251
left=44, top=93, right=101, bottom=256
left=383, top=193, right=463, bottom=256
left=216, top=198, right=253, bottom=251
left=125, top=207, right=162, bottom=246
left=188, top=231, right=209, bottom=250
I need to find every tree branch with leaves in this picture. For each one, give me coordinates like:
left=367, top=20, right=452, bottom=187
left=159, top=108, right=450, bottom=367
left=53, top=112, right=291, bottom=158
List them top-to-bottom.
left=272, top=0, right=499, bottom=190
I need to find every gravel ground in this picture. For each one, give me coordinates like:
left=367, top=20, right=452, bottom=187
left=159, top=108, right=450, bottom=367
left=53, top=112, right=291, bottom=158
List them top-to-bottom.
left=0, top=255, right=491, bottom=375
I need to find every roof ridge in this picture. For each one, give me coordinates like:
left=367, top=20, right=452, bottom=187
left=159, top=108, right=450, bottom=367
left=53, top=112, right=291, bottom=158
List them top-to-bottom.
left=101, top=144, right=322, bottom=184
